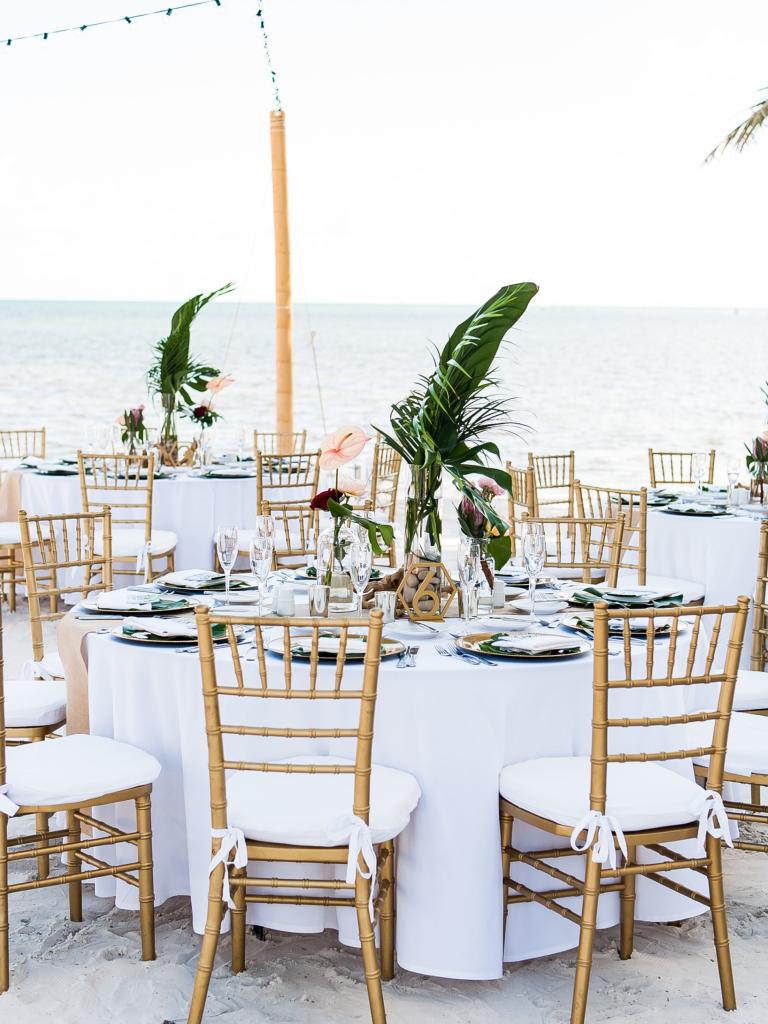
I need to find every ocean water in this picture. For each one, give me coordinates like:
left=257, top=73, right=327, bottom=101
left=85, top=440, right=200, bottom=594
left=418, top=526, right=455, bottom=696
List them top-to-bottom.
left=2, top=300, right=767, bottom=489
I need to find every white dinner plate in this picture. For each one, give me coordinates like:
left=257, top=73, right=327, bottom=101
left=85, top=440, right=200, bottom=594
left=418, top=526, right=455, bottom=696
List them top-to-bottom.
left=509, top=597, right=568, bottom=615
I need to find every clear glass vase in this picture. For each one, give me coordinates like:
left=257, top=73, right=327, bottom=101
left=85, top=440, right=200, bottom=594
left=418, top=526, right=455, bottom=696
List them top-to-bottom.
left=405, top=464, right=443, bottom=562
left=317, top=521, right=355, bottom=604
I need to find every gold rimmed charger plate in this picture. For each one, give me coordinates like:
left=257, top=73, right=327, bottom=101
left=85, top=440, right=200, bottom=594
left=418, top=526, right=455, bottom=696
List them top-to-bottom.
left=156, top=574, right=260, bottom=595
left=80, top=598, right=195, bottom=616
left=561, top=614, right=672, bottom=637
left=112, top=623, right=249, bottom=645
left=267, top=632, right=405, bottom=661
left=457, top=632, right=592, bottom=660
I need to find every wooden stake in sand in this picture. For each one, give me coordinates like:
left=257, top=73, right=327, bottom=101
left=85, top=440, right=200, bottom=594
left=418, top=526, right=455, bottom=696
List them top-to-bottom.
left=270, top=109, right=293, bottom=442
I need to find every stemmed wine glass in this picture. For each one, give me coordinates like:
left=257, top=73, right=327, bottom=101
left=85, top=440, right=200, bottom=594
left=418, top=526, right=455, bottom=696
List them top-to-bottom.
left=237, top=423, right=248, bottom=464
left=692, top=452, right=707, bottom=496
left=727, top=458, right=740, bottom=507
left=249, top=515, right=274, bottom=616
left=521, top=522, right=546, bottom=618
left=216, top=525, right=239, bottom=603
left=350, top=534, right=373, bottom=615
left=457, top=535, right=482, bottom=632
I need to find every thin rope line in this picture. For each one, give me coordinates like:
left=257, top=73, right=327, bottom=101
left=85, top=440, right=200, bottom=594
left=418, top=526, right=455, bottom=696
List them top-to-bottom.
left=3, top=1, right=222, bottom=47
left=255, top=4, right=281, bottom=111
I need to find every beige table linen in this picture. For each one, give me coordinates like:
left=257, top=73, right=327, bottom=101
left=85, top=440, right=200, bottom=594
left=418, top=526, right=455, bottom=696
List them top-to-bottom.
left=0, top=470, right=23, bottom=523
left=56, top=610, right=111, bottom=734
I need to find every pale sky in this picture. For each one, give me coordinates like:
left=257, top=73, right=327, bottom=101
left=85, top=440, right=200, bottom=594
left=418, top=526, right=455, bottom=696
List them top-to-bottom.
left=1, top=0, right=767, bottom=306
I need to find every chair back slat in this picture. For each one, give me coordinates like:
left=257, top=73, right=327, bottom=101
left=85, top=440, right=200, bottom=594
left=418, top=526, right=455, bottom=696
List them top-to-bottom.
left=0, top=428, right=46, bottom=461
left=253, top=430, right=308, bottom=456
left=648, top=449, right=716, bottom=487
left=256, top=450, right=321, bottom=510
left=78, top=451, right=155, bottom=537
left=527, top=451, right=575, bottom=516
left=505, top=463, right=537, bottom=557
left=575, top=482, right=647, bottom=585
left=261, top=499, right=318, bottom=569
left=18, top=509, right=113, bottom=661
left=520, top=514, right=625, bottom=586
left=750, top=521, right=768, bottom=671
left=589, top=598, right=750, bottom=816
left=195, top=607, right=385, bottom=831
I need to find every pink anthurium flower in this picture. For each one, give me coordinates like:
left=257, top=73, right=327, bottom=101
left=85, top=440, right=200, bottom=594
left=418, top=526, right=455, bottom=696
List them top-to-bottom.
left=206, top=375, right=235, bottom=393
left=319, top=426, right=371, bottom=470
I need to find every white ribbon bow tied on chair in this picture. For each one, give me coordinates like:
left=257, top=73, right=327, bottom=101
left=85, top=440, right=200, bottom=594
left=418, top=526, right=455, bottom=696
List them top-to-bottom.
left=136, top=540, right=152, bottom=581
left=21, top=660, right=56, bottom=681
left=0, top=784, right=19, bottom=818
left=697, top=791, right=734, bottom=853
left=570, top=810, right=629, bottom=870
left=328, top=815, right=378, bottom=916
left=209, top=827, right=248, bottom=909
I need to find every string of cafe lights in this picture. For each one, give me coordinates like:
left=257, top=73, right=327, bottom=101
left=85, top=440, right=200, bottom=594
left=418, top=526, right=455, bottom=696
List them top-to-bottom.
left=2, top=0, right=223, bottom=48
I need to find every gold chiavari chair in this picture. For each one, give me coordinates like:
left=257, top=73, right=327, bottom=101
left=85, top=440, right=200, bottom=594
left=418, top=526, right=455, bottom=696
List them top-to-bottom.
left=0, top=428, right=46, bottom=463
left=253, top=429, right=308, bottom=456
left=363, top=437, right=402, bottom=568
left=255, top=449, right=321, bottom=510
left=648, top=449, right=716, bottom=488
left=78, top=451, right=176, bottom=582
left=528, top=451, right=575, bottom=517
left=505, top=463, right=537, bottom=557
left=575, top=482, right=706, bottom=603
left=261, top=500, right=318, bottom=569
left=520, top=514, right=625, bottom=586
left=735, top=520, right=768, bottom=714
left=500, top=597, right=749, bottom=1024
left=0, top=601, right=161, bottom=993
left=187, top=606, right=420, bottom=1024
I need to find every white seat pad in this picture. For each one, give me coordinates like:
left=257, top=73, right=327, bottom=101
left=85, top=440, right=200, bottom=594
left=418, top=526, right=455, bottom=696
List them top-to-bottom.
left=0, top=521, right=21, bottom=546
left=94, top=527, right=177, bottom=559
left=617, top=569, right=705, bottom=604
left=734, top=669, right=768, bottom=712
left=6, top=680, right=66, bottom=728
left=689, top=712, right=768, bottom=777
left=6, top=734, right=161, bottom=808
left=227, top=755, right=421, bottom=846
left=500, top=756, right=708, bottom=832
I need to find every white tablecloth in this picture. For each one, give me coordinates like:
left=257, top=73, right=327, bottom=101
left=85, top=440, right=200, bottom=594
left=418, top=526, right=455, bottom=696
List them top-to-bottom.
left=17, top=470, right=301, bottom=569
left=85, top=622, right=710, bottom=980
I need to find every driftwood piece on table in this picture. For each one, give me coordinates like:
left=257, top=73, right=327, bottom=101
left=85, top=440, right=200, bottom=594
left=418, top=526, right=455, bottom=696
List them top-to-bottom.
left=363, top=568, right=404, bottom=611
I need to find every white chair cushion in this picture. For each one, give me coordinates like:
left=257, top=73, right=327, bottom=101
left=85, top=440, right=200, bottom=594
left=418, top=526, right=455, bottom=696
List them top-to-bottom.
left=0, top=521, right=21, bottom=546
left=94, top=527, right=177, bottom=559
left=617, top=569, right=705, bottom=604
left=734, top=669, right=768, bottom=712
left=6, top=680, right=67, bottom=728
left=688, top=712, right=768, bottom=777
left=6, top=734, right=161, bottom=808
left=226, top=755, right=421, bottom=846
left=500, top=756, right=709, bottom=831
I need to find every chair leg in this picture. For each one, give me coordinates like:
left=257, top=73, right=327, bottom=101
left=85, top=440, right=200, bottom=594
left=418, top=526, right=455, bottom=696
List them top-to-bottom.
left=8, top=551, right=16, bottom=612
left=751, top=782, right=761, bottom=807
left=135, top=793, right=156, bottom=961
left=500, top=808, right=513, bottom=936
left=66, top=811, right=82, bottom=922
left=35, top=812, right=50, bottom=881
left=0, top=813, right=9, bottom=993
left=706, top=832, right=736, bottom=1011
left=379, top=841, right=395, bottom=982
left=570, top=853, right=602, bottom=1024
left=187, top=864, right=226, bottom=1024
left=619, top=864, right=635, bottom=960
left=230, top=865, right=246, bottom=974
left=355, top=871, right=386, bottom=1024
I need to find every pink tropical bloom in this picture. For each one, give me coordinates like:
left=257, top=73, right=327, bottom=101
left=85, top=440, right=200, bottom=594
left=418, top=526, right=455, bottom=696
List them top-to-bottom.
left=206, top=375, right=235, bottom=393
left=319, top=426, right=371, bottom=470
left=337, top=475, right=366, bottom=497
left=475, top=475, right=504, bottom=497
left=460, top=494, right=485, bottom=532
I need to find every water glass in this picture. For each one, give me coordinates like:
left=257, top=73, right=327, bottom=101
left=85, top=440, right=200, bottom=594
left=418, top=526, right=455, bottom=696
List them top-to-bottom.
left=237, top=423, right=248, bottom=463
left=692, top=452, right=707, bottom=495
left=727, top=458, right=740, bottom=506
left=521, top=522, right=546, bottom=617
left=216, top=525, right=239, bottom=602
left=249, top=529, right=273, bottom=616
left=457, top=536, right=482, bottom=630
left=350, top=537, right=373, bottom=614
left=308, top=584, right=330, bottom=618
left=275, top=585, right=296, bottom=616
left=374, top=591, right=397, bottom=623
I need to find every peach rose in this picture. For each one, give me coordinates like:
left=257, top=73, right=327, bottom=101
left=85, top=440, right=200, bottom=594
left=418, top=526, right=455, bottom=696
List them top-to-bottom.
left=319, top=426, right=371, bottom=470
left=338, top=475, right=366, bottom=497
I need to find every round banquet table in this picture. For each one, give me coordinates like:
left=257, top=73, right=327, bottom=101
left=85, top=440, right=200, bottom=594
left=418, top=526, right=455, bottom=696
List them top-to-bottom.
left=13, top=468, right=308, bottom=570
left=84, top=623, right=712, bottom=980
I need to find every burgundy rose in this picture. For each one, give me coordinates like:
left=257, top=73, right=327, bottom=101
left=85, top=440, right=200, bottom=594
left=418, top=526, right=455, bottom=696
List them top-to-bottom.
left=192, top=405, right=208, bottom=420
left=310, top=488, right=343, bottom=512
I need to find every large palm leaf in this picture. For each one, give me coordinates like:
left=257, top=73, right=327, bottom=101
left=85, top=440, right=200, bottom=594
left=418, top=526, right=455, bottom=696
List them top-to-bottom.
left=706, top=89, right=768, bottom=161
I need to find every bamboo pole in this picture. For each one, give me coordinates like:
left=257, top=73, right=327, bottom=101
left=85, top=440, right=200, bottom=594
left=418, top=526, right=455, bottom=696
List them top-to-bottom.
left=270, top=109, right=293, bottom=440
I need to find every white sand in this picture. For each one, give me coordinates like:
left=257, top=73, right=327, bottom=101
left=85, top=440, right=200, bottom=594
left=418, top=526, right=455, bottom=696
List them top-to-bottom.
left=3, top=604, right=768, bottom=1024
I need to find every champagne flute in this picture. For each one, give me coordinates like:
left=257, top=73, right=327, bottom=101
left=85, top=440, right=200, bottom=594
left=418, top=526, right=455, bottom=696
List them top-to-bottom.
left=237, top=423, right=248, bottom=463
left=692, top=451, right=706, bottom=496
left=727, top=457, right=740, bottom=507
left=249, top=518, right=274, bottom=616
left=521, top=522, right=546, bottom=618
left=216, top=525, right=239, bottom=603
left=457, top=535, right=481, bottom=632
left=350, top=536, right=373, bottom=615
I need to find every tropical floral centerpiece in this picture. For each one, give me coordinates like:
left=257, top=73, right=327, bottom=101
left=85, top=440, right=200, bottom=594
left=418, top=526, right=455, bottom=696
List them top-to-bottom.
left=375, top=283, right=537, bottom=610
left=147, top=284, right=234, bottom=464
left=118, top=405, right=147, bottom=455
left=311, top=427, right=394, bottom=591
left=746, top=434, right=768, bottom=502
left=456, top=475, right=511, bottom=586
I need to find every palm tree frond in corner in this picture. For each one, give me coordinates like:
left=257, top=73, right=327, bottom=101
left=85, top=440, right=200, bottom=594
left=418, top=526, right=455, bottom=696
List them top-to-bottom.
left=706, top=88, right=768, bottom=161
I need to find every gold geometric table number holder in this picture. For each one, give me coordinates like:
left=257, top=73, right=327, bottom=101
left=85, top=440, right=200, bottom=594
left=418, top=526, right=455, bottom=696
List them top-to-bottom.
left=396, top=558, right=457, bottom=621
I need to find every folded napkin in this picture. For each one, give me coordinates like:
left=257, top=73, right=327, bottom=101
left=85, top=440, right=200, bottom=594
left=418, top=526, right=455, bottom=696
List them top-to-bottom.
left=19, top=456, right=43, bottom=468
left=203, top=467, right=255, bottom=478
left=665, top=502, right=729, bottom=517
left=162, top=570, right=254, bottom=591
left=570, top=586, right=682, bottom=609
left=96, top=589, right=187, bottom=612
left=573, top=615, right=670, bottom=636
left=121, top=617, right=227, bottom=640
left=477, top=631, right=581, bottom=656
left=292, top=634, right=369, bottom=656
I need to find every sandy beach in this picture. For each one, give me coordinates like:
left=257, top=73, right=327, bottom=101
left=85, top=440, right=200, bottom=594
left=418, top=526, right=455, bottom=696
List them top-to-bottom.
left=2, top=606, right=767, bottom=1024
